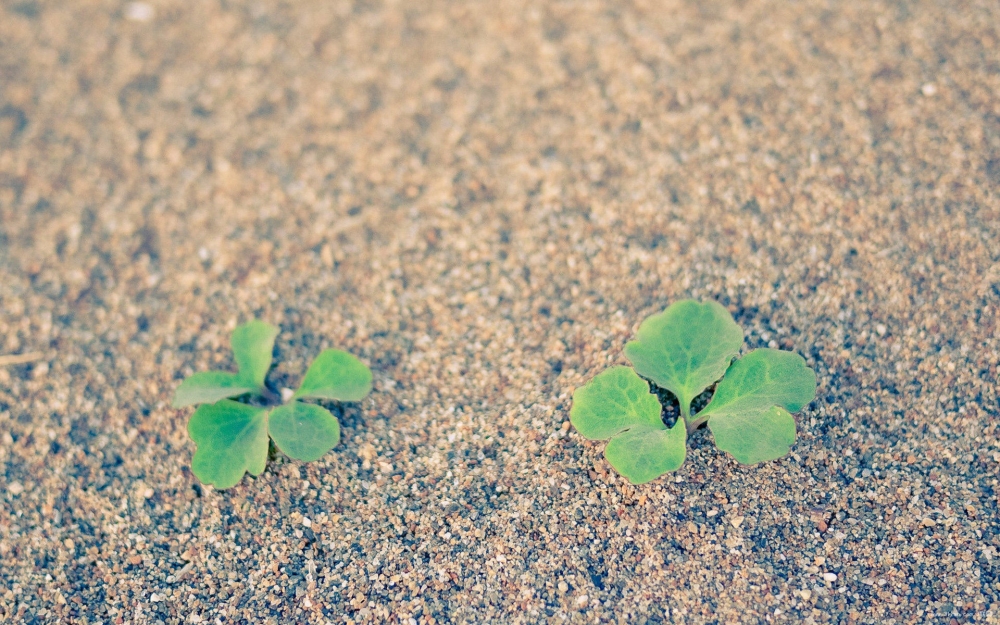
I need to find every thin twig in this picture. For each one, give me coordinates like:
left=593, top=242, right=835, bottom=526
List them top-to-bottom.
left=0, top=352, right=46, bottom=367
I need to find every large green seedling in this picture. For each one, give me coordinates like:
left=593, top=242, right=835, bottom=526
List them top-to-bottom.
left=571, top=300, right=816, bottom=484
left=172, top=321, right=372, bottom=489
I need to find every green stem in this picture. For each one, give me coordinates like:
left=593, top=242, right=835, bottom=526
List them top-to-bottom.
left=680, top=400, right=692, bottom=435
left=685, top=414, right=709, bottom=436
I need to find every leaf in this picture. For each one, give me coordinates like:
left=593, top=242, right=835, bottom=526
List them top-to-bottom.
left=624, top=300, right=743, bottom=417
left=171, top=320, right=277, bottom=407
left=231, top=320, right=279, bottom=388
left=701, top=348, right=816, bottom=464
left=294, top=349, right=372, bottom=402
left=699, top=349, right=816, bottom=418
left=570, top=366, right=663, bottom=440
left=571, top=367, right=684, bottom=484
left=172, top=371, right=256, bottom=408
left=187, top=400, right=270, bottom=489
left=268, top=402, right=341, bottom=462
left=710, top=405, right=796, bottom=465
left=604, top=421, right=687, bottom=485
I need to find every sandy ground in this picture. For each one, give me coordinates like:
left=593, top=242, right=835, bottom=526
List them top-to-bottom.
left=1, top=0, right=999, bottom=623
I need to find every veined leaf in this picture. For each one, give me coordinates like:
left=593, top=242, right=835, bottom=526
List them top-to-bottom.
left=624, top=300, right=743, bottom=417
left=171, top=320, right=278, bottom=407
left=231, top=320, right=279, bottom=388
left=701, top=348, right=816, bottom=464
left=294, top=349, right=372, bottom=402
left=700, top=349, right=816, bottom=419
left=570, top=366, right=663, bottom=440
left=571, top=366, right=685, bottom=484
left=172, top=371, right=255, bottom=408
left=188, top=400, right=270, bottom=489
left=268, top=401, right=341, bottom=462
left=710, top=405, right=796, bottom=465
left=604, top=421, right=686, bottom=485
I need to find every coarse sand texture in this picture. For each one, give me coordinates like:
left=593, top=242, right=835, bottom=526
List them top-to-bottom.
left=1, top=0, right=999, bottom=623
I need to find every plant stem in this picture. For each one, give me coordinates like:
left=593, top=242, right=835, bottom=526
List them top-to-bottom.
left=680, top=400, right=694, bottom=436
left=685, top=414, right=709, bottom=436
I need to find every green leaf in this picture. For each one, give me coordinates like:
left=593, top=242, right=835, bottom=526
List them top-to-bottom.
left=624, top=300, right=743, bottom=418
left=172, top=320, right=277, bottom=407
left=231, top=320, right=279, bottom=388
left=701, top=348, right=816, bottom=464
left=293, top=349, right=372, bottom=402
left=700, top=349, right=816, bottom=418
left=570, top=366, right=663, bottom=440
left=571, top=366, right=685, bottom=484
left=171, top=371, right=255, bottom=408
left=187, top=400, right=270, bottom=489
left=268, top=402, right=341, bottom=462
left=710, top=405, right=796, bottom=465
left=604, top=421, right=687, bottom=484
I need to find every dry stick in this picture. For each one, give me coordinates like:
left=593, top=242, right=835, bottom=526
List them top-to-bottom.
left=0, top=352, right=46, bottom=367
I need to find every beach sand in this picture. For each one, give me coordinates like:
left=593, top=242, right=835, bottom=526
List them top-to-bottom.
left=1, top=0, right=998, bottom=622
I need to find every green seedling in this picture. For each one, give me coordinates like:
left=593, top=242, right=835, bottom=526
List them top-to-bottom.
left=571, top=300, right=816, bottom=484
left=172, top=321, right=373, bottom=489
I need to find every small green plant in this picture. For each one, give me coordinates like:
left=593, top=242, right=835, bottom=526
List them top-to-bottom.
left=571, top=300, right=816, bottom=484
left=172, top=321, right=372, bottom=489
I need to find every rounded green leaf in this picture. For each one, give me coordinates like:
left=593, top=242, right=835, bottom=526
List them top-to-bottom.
left=624, top=300, right=743, bottom=417
left=231, top=320, right=279, bottom=389
left=699, top=348, right=816, bottom=419
left=701, top=348, right=816, bottom=464
left=293, top=349, right=372, bottom=402
left=570, top=366, right=663, bottom=440
left=172, top=371, right=255, bottom=408
left=187, top=400, right=270, bottom=489
left=268, top=402, right=341, bottom=462
left=710, top=405, right=796, bottom=465
left=604, top=421, right=687, bottom=484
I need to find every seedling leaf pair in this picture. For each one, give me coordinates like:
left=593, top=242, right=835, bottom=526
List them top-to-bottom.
left=571, top=300, right=816, bottom=484
left=172, top=321, right=279, bottom=407
left=173, top=321, right=373, bottom=489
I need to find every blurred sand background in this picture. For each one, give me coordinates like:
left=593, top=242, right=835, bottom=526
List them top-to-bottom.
left=1, top=0, right=999, bottom=623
